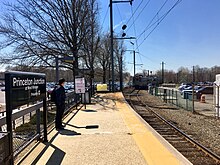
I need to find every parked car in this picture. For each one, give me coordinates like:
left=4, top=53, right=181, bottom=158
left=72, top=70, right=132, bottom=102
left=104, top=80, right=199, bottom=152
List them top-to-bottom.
left=178, top=84, right=191, bottom=92
left=180, top=86, right=202, bottom=95
left=180, top=86, right=192, bottom=94
left=182, top=86, right=213, bottom=100
left=196, top=86, right=213, bottom=94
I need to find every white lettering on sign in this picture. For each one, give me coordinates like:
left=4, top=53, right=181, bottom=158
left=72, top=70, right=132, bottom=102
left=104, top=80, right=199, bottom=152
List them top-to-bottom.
left=12, top=77, right=45, bottom=87
left=33, top=78, right=45, bottom=85
left=31, top=90, right=41, bottom=96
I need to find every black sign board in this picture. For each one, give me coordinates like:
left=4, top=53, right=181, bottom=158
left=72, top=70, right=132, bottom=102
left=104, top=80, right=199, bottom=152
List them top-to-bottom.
left=5, top=71, right=46, bottom=109
left=5, top=71, right=47, bottom=165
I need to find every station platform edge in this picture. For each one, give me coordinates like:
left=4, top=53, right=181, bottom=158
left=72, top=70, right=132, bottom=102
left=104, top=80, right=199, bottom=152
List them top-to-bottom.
left=17, top=92, right=192, bottom=165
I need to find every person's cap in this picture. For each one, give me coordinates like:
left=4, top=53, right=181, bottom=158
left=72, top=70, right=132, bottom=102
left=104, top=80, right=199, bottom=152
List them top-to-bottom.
left=59, top=78, right=65, bottom=85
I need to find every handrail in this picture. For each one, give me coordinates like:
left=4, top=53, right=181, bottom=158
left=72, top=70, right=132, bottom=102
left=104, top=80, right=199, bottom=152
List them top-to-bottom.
left=0, top=102, right=43, bottom=127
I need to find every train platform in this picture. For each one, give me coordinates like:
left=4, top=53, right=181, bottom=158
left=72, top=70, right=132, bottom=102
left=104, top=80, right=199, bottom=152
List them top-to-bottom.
left=17, top=92, right=192, bottom=165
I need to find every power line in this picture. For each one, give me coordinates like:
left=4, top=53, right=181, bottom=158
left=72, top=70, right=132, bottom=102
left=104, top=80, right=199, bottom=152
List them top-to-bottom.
left=125, top=0, right=144, bottom=25
left=126, top=0, right=151, bottom=33
left=136, top=0, right=182, bottom=50
left=137, top=0, right=169, bottom=40
left=116, top=4, right=123, bottom=23
left=101, top=5, right=109, bottom=31
left=130, top=5, right=145, bottom=74
left=130, top=6, right=139, bottom=50
left=138, top=52, right=158, bottom=64
left=138, top=52, right=161, bottom=70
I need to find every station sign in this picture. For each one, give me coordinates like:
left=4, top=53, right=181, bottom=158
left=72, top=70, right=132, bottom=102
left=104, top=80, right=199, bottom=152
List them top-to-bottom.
left=5, top=71, right=46, bottom=109
left=5, top=71, right=48, bottom=163
left=75, top=77, right=85, bottom=94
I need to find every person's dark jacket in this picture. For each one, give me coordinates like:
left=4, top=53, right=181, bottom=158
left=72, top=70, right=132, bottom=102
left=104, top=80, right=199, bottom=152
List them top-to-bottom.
left=55, top=85, right=66, bottom=106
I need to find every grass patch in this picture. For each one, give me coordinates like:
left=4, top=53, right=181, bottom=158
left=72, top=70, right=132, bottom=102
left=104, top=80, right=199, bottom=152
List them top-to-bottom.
left=15, top=111, right=56, bottom=134
left=29, top=111, right=56, bottom=125
left=15, top=123, right=36, bottom=134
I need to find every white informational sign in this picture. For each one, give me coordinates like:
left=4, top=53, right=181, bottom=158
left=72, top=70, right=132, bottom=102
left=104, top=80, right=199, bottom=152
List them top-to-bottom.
left=215, top=74, right=220, bottom=117
left=216, top=74, right=220, bottom=86
left=75, top=77, right=85, bottom=94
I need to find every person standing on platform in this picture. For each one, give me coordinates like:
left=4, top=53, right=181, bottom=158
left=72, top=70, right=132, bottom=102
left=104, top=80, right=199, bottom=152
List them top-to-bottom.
left=55, top=78, right=66, bottom=130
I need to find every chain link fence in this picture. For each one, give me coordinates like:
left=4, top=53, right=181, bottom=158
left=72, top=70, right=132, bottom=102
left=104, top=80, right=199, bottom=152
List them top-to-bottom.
left=214, top=85, right=220, bottom=117
left=149, top=87, right=193, bottom=111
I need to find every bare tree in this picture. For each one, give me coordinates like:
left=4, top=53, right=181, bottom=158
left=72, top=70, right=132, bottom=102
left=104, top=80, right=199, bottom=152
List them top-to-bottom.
left=0, top=0, right=97, bottom=77
left=80, top=0, right=100, bottom=86
left=96, top=34, right=111, bottom=83
left=114, top=39, right=126, bottom=81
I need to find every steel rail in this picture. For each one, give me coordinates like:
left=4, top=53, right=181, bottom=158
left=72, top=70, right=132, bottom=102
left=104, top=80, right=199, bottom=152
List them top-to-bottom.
left=127, top=92, right=220, bottom=164
left=136, top=94, right=220, bottom=162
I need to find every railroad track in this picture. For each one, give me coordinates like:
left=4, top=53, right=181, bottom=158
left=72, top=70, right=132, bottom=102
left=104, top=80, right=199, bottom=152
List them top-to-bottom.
left=125, top=92, right=220, bottom=165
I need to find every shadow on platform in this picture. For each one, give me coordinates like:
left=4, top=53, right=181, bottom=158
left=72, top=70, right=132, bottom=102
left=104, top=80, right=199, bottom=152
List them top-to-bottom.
left=81, top=109, right=97, bottom=112
left=65, top=123, right=99, bottom=129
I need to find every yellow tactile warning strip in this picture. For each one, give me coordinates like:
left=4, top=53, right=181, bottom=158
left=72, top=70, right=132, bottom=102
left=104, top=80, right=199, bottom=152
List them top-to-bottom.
left=113, top=92, right=192, bottom=165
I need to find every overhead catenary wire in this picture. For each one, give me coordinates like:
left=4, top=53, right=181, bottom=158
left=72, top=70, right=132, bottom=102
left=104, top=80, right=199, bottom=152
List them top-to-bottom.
left=125, top=0, right=144, bottom=25
left=126, top=0, right=151, bottom=33
left=126, top=0, right=169, bottom=71
left=136, top=0, right=182, bottom=50
left=137, top=0, right=169, bottom=40
left=116, top=4, right=123, bottom=23
left=130, top=4, right=143, bottom=75
left=130, top=4, right=146, bottom=71
left=101, top=5, right=109, bottom=31
left=130, top=6, right=139, bottom=50
left=138, top=52, right=158, bottom=64
left=138, top=52, right=162, bottom=70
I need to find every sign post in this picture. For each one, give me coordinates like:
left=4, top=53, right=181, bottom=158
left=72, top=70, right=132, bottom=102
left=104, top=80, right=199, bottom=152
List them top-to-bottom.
left=5, top=71, right=47, bottom=164
left=75, top=77, right=86, bottom=109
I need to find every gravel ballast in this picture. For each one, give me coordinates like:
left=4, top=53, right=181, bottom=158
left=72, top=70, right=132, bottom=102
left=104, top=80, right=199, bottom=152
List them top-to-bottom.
left=126, top=90, right=220, bottom=156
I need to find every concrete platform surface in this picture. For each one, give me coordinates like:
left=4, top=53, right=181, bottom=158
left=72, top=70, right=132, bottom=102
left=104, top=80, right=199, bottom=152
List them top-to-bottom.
left=18, top=92, right=191, bottom=165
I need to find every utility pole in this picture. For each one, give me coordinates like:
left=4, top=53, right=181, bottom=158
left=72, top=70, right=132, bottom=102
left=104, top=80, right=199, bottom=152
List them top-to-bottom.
left=109, top=0, right=133, bottom=92
left=110, top=0, right=114, bottom=92
left=126, top=50, right=141, bottom=76
left=133, top=51, right=136, bottom=76
left=119, top=53, right=123, bottom=91
left=161, top=61, right=165, bottom=84
left=109, top=62, right=111, bottom=87
left=192, top=66, right=195, bottom=113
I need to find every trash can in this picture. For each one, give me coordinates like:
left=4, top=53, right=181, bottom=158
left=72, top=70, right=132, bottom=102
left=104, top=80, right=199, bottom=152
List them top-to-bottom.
left=81, top=88, right=91, bottom=104
left=0, top=132, right=10, bottom=165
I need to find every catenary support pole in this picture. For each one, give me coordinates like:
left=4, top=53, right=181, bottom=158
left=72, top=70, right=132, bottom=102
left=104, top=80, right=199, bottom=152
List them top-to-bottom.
left=110, top=0, right=114, bottom=92
left=133, top=51, right=136, bottom=76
